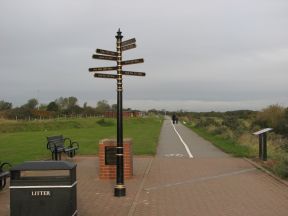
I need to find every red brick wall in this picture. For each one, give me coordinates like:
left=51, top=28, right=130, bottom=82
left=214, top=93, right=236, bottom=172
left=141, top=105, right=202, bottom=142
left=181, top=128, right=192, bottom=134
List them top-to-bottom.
left=99, top=139, right=133, bottom=179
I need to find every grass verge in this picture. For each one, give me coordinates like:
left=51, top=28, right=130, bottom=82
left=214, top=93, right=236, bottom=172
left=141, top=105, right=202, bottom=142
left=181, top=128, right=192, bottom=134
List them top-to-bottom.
left=0, top=117, right=163, bottom=165
left=186, top=124, right=253, bottom=157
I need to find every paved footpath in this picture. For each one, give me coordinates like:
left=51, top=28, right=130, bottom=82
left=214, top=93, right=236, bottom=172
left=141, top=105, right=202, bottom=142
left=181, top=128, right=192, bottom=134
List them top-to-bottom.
left=0, top=118, right=288, bottom=215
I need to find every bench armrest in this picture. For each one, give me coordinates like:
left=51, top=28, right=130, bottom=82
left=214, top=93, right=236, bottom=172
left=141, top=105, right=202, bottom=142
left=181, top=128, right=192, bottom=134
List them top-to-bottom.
left=64, top=137, right=72, bottom=145
left=64, top=138, right=79, bottom=149
left=70, top=141, right=79, bottom=149
left=46, top=142, right=51, bottom=149
left=0, top=162, right=12, bottom=172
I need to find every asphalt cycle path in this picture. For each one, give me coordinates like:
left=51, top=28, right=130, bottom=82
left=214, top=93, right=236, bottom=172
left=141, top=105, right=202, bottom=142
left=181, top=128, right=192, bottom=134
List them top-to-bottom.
left=157, top=117, right=227, bottom=158
left=156, top=118, right=191, bottom=158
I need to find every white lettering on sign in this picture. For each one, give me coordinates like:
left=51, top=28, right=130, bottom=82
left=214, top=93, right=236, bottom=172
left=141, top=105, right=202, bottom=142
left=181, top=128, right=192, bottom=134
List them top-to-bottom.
left=31, top=190, right=51, bottom=196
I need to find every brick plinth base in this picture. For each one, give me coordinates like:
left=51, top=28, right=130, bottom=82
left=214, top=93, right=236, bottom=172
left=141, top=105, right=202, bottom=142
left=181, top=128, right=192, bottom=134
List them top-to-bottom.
left=99, top=139, right=133, bottom=179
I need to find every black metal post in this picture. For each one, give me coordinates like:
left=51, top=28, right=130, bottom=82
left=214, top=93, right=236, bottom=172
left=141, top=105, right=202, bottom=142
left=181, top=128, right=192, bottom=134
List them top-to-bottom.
left=114, top=29, right=126, bottom=197
left=261, top=133, right=267, bottom=161
left=258, top=135, right=263, bottom=160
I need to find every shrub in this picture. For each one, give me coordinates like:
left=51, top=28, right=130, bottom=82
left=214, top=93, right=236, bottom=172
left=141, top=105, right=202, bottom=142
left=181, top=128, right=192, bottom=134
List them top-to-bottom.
left=255, top=104, right=285, bottom=129
left=222, top=115, right=240, bottom=130
left=196, top=117, right=219, bottom=128
left=96, top=118, right=114, bottom=127
left=273, top=154, right=288, bottom=178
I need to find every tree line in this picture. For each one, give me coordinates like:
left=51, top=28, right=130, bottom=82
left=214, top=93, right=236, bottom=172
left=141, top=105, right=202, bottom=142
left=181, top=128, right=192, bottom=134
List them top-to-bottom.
left=0, top=97, right=133, bottom=120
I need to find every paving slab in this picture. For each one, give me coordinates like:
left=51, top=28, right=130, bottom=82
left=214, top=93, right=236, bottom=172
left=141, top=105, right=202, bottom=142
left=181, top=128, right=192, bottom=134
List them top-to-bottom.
left=1, top=155, right=288, bottom=216
left=0, top=156, right=153, bottom=216
left=131, top=157, right=288, bottom=216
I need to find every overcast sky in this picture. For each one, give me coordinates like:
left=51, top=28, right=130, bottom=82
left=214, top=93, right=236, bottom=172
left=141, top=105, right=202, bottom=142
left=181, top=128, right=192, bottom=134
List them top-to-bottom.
left=1, top=0, right=288, bottom=111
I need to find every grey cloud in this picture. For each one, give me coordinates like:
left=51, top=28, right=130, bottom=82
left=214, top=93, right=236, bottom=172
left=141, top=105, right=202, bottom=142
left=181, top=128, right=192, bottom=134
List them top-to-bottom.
left=1, top=0, right=288, bottom=110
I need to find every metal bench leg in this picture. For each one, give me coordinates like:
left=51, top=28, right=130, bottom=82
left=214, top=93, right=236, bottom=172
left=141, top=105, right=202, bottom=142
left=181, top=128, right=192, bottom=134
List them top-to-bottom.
left=54, top=147, right=59, bottom=160
left=68, top=150, right=75, bottom=158
left=54, top=152, right=61, bottom=160
left=3, top=177, right=6, bottom=189
left=0, top=178, right=6, bottom=190
left=0, top=179, right=3, bottom=190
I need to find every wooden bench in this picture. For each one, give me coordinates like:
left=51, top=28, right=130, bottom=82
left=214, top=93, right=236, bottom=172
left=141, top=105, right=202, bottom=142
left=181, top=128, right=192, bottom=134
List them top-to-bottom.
left=46, top=135, right=79, bottom=160
left=0, top=162, right=11, bottom=190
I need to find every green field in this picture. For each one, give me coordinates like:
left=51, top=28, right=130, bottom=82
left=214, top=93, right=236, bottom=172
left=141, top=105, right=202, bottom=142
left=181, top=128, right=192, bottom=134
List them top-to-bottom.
left=0, top=117, right=163, bottom=165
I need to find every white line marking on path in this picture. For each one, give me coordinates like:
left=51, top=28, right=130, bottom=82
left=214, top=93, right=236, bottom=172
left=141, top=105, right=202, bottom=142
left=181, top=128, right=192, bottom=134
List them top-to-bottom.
left=171, top=121, right=194, bottom=158
left=164, top=153, right=184, bottom=158
left=127, top=158, right=154, bottom=216
left=145, top=168, right=257, bottom=191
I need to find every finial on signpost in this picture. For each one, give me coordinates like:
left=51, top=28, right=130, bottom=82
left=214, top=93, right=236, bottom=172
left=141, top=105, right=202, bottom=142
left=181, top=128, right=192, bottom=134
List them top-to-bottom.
left=116, top=28, right=123, bottom=39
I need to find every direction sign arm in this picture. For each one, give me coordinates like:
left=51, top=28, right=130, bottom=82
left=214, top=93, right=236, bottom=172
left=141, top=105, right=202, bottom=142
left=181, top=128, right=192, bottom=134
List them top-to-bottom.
left=121, top=38, right=136, bottom=47
left=122, top=44, right=136, bottom=51
left=96, top=49, right=117, bottom=56
left=92, top=54, right=117, bottom=61
left=121, top=58, right=144, bottom=65
left=89, top=66, right=117, bottom=72
left=122, top=71, right=146, bottom=76
left=94, top=73, right=117, bottom=79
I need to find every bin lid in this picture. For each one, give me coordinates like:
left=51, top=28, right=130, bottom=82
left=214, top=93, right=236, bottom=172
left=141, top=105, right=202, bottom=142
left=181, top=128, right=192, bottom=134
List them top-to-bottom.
left=11, top=161, right=76, bottom=171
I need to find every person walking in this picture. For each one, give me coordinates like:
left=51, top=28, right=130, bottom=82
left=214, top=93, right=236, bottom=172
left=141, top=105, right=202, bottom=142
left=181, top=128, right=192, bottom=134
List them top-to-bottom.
left=172, top=114, right=176, bottom=124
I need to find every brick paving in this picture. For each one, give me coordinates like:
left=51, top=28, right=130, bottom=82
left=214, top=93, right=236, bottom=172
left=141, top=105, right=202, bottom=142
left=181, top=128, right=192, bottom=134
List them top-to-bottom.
left=1, top=155, right=288, bottom=215
left=0, top=156, right=152, bottom=216
left=75, top=156, right=150, bottom=216
left=132, top=157, right=288, bottom=216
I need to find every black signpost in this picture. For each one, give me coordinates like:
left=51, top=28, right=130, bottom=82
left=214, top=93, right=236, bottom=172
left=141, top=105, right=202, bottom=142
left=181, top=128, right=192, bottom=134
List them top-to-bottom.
left=89, top=29, right=145, bottom=197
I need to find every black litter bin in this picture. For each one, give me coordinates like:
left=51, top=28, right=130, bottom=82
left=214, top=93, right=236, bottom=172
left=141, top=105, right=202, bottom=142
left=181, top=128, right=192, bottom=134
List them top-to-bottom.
left=10, top=161, right=77, bottom=216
